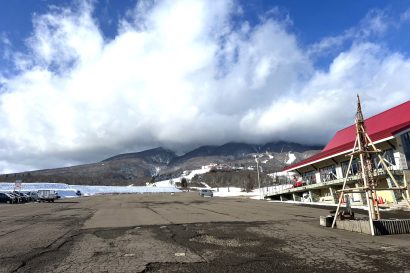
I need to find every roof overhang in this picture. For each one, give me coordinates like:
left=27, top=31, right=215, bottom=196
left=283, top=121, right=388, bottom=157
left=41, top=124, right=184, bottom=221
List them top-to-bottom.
left=284, top=136, right=395, bottom=172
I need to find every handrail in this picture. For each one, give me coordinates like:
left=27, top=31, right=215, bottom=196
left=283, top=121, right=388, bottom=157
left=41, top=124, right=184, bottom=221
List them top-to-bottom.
left=265, top=168, right=404, bottom=197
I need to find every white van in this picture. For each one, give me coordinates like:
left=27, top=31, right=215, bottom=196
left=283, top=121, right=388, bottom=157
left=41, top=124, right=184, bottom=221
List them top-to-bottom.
left=199, top=189, right=213, bottom=197
left=37, top=190, right=59, bottom=202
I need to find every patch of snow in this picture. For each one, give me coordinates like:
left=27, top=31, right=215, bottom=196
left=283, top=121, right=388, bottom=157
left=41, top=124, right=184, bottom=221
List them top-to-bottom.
left=285, top=153, right=296, bottom=165
left=261, top=160, right=268, bottom=164
left=153, top=179, right=178, bottom=187
left=200, top=182, right=211, bottom=188
left=211, top=187, right=265, bottom=199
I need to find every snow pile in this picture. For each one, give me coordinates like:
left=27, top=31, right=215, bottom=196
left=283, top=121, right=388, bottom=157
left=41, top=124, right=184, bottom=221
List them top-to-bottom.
left=0, top=182, right=180, bottom=198
left=73, top=185, right=179, bottom=196
left=210, top=185, right=294, bottom=200
left=211, top=187, right=267, bottom=199
left=211, top=187, right=258, bottom=198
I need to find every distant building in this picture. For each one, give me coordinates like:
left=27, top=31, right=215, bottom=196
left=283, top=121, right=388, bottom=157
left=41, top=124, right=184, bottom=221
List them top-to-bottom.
left=265, top=100, right=410, bottom=206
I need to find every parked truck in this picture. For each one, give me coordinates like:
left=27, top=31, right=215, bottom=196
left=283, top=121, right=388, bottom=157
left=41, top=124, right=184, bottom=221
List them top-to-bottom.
left=37, top=190, right=59, bottom=202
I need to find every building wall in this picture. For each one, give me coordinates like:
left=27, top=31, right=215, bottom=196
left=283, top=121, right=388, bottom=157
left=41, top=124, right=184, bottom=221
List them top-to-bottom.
left=396, top=132, right=409, bottom=170
left=281, top=136, right=408, bottom=206
left=376, top=179, right=396, bottom=204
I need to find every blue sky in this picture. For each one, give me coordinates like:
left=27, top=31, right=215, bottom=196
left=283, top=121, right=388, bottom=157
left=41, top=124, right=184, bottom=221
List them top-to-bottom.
left=1, top=0, right=410, bottom=172
left=2, top=0, right=410, bottom=71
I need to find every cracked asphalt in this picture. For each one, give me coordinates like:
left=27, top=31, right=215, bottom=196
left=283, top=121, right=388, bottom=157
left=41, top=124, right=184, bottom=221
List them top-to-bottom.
left=1, top=193, right=410, bottom=273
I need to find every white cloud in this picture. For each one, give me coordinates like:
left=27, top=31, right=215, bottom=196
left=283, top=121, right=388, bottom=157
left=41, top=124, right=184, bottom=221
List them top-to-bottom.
left=0, top=0, right=410, bottom=173
left=308, top=9, right=389, bottom=56
left=400, top=9, right=410, bottom=22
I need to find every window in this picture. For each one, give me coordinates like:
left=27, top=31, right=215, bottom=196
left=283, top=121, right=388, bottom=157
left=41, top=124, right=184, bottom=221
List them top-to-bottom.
left=401, top=132, right=410, bottom=168
left=372, top=149, right=395, bottom=169
left=340, top=158, right=360, bottom=176
left=319, top=165, right=337, bottom=182
left=302, top=170, right=316, bottom=185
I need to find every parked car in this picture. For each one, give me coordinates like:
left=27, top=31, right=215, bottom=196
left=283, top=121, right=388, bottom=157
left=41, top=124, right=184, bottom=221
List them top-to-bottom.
left=199, top=189, right=213, bottom=197
left=37, top=190, right=58, bottom=202
left=13, top=191, right=29, bottom=203
left=0, top=192, right=16, bottom=204
left=8, top=192, right=22, bottom=203
left=26, top=192, right=39, bottom=202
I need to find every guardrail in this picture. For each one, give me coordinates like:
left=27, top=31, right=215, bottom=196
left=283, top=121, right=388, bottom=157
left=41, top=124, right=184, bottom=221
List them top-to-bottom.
left=265, top=169, right=404, bottom=197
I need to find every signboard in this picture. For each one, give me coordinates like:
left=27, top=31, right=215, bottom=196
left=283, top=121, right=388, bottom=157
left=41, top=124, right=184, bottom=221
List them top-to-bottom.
left=14, top=180, right=22, bottom=191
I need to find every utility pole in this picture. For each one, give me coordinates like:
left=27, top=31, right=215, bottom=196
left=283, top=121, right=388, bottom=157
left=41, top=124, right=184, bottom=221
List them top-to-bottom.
left=255, top=155, right=261, bottom=200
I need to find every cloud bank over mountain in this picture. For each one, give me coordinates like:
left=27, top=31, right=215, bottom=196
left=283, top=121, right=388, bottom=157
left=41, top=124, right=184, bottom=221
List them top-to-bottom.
left=1, top=0, right=410, bottom=172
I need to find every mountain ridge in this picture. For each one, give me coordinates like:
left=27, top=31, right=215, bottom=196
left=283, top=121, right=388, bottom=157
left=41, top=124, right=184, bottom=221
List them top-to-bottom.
left=0, top=141, right=323, bottom=186
left=102, top=141, right=323, bottom=165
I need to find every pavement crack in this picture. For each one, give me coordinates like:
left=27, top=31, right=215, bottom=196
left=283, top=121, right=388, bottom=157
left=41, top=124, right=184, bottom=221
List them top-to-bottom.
left=147, top=206, right=174, bottom=224
left=197, top=207, right=242, bottom=220
left=0, top=223, right=39, bottom=238
left=11, top=230, right=80, bottom=273
left=139, top=261, right=206, bottom=273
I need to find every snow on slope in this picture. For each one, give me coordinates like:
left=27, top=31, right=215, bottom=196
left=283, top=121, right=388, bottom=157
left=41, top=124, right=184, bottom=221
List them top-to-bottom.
left=285, top=153, right=296, bottom=165
left=153, top=167, right=211, bottom=187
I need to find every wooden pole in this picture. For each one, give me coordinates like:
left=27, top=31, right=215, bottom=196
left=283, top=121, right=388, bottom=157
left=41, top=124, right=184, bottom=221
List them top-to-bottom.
left=355, top=96, right=375, bottom=235
left=331, top=137, right=358, bottom=229
left=405, top=172, right=410, bottom=199
left=372, top=189, right=381, bottom=220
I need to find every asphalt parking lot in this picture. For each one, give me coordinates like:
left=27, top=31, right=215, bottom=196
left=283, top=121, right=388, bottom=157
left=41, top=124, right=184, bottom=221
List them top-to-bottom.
left=1, top=193, right=410, bottom=273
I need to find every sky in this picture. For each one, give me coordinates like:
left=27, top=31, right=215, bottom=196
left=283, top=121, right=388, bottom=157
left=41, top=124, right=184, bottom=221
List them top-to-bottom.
left=1, top=0, right=410, bottom=173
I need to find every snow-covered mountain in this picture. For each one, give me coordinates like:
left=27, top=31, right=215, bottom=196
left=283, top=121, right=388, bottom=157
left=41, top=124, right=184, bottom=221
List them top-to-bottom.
left=0, top=141, right=321, bottom=186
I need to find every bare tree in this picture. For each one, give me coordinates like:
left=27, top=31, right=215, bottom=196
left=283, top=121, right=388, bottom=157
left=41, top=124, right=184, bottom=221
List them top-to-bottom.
left=181, top=177, right=188, bottom=189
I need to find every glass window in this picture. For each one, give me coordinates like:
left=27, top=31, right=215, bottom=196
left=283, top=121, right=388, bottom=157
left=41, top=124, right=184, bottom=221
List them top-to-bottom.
left=401, top=132, right=410, bottom=168
left=372, top=148, right=395, bottom=169
left=340, top=158, right=360, bottom=176
left=319, top=165, right=337, bottom=182
left=302, top=170, right=316, bottom=185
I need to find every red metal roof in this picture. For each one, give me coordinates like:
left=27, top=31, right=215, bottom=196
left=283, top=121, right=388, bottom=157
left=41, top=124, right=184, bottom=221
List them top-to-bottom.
left=284, top=100, right=410, bottom=171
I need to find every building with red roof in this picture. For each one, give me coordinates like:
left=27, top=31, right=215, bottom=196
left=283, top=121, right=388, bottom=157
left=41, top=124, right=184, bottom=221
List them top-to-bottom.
left=265, top=100, right=410, bottom=206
